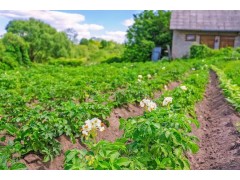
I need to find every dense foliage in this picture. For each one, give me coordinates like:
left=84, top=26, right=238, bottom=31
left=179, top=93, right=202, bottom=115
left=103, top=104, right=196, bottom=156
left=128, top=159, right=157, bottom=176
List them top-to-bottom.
left=123, top=10, right=172, bottom=62
left=0, top=18, right=123, bottom=70
left=6, top=18, right=71, bottom=62
left=0, top=33, right=30, bottom=69
left=190, top=44, right=240, bottom=60
left=190, top=45, right=212, bottom=59
left=1, top=52, right=239, bottom=170
left=0, top=59, right=197, bottom=169
left=212, top=60, right=240, bottom=112
left=64, top=67, right=209, bottom=170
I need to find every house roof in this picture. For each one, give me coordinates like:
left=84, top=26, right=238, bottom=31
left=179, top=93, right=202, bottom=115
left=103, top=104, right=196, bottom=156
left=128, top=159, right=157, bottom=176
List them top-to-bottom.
left=170, top=10, right=240, bottom=32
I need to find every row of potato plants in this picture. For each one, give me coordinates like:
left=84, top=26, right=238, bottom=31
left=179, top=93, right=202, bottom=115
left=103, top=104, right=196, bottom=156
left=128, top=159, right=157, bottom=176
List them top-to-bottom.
left=0, top=60, right=198, bottom=169
left=211, top=60, right=240, bottom=86
left=211, top=64, right=240, bottom=112
left=64, top=68, right=209, bottom=170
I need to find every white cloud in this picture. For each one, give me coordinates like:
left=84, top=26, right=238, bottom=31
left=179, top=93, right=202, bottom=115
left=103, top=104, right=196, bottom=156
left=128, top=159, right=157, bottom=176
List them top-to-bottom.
left=0, top=10, right=104, bottom=40
left=0, top=11, right=129, bottom=43
left=123, top=18, right=134, bottom=26
left=0, top=29, right=6, bottom=36
left=77, top=31, right=91, bottom=39
left=98, top=31, right=127, bottom=43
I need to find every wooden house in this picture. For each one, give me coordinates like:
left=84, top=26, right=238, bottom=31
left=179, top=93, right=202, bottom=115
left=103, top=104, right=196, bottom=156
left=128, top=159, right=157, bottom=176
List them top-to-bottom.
left=170, top=10, right=240, bottom=58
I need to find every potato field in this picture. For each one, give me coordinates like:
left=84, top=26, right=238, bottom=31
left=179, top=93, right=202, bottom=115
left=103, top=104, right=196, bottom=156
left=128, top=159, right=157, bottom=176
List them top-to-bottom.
left=1, top=57, right=239, bottom=170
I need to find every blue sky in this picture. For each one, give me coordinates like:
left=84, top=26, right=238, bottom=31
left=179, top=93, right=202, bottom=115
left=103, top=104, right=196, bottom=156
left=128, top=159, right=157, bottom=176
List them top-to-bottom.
left=0, top=10, right=141, bottom=43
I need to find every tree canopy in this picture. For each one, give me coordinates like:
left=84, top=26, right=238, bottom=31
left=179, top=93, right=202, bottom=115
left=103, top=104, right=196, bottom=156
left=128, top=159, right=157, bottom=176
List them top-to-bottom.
left=123, top=10, right=172, bottom=62
left=0, top=18, right=124, bottom=69
left=6, top=18, right=71, bottom=62
left=0, top=33, right=30, bottom=69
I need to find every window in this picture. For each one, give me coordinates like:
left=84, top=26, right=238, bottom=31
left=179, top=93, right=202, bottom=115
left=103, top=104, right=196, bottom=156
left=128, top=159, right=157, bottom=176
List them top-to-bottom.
left=186, top=34, right=196, bottom=41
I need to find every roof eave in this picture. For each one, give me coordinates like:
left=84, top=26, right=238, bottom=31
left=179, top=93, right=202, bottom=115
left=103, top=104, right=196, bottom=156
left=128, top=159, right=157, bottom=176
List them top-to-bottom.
left=170, top=28, right=240, bottom=32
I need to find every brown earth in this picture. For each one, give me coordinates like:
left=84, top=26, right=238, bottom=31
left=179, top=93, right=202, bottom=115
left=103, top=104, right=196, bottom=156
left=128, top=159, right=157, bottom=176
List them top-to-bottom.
left=188, top=71, right=240, bottom=170
left=19, top=80, right=181, bottom=170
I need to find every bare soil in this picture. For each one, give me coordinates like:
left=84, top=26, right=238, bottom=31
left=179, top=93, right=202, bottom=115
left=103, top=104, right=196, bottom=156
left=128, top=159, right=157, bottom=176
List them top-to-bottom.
left=188, top=71, right=240, bottom=170
left=13, top=80, right=181, bottom=170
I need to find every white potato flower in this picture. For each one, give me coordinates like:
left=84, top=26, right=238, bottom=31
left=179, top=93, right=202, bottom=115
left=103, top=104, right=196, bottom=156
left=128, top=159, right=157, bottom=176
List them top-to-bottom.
left=162, top=67, right=166, bottom=70
left=192, top=68, right=196, bottom=71
left=147, top=74, right=152, bottom=79
left=138, top=75, right=143, bottom=79
left=138, top=79, right=142, bottom=82
left=164, top=85, right=168, bottom=90
left=180, top=85, right=187, bottom=91
left=162, top=97, right=173, bottom=106
left=140, top=99, right=157, bottom=112
left=140, top=99, right=151, bottom=107
left=140, top=101, right=145, bottom=108
left=147, top=102, right=157, bottom=111
left=82, top=118, right=105, bottom=136
left=91, top=118, right=102, bottom=128
left=85, top=119, right=92, bottom=126
left=82, top=123, right=92, bottom=132
left=99, top=126, right=105, bottom=132
left=82, top=130, right=88, bottom=136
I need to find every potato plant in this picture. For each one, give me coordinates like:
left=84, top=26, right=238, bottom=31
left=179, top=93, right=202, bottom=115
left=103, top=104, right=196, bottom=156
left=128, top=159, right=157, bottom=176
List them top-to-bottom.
left=212, top=65, right=240, bottom=112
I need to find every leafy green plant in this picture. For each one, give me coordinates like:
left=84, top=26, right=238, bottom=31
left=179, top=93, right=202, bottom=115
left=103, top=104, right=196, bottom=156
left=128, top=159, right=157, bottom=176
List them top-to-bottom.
left=190, top=44, right=213, bottom=58
left=212, top=65, right=240, bottom=112
left=63, top=68, right=209, bottom=170
left=0, top=140, right=26, bottom=170
left=64, top=140, right=131, bottom=170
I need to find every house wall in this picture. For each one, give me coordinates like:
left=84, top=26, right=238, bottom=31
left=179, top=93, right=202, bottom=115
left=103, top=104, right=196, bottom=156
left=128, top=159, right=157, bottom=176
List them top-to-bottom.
left=172, top=30, right=240, bottom=59
left=172, top=30, right=199, bottom=59
left=234, top=36, right=240, bottom=47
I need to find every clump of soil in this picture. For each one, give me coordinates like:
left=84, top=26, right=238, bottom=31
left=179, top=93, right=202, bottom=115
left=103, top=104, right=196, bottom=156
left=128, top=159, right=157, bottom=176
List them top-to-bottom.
left=189, top=71, right=240, bottom=170
left=21, top=80, right=181, bottom=170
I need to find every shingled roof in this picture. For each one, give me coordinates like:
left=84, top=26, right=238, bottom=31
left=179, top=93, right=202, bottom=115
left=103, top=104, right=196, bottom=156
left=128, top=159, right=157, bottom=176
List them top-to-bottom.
left=170, top=10, right=240, bottom=32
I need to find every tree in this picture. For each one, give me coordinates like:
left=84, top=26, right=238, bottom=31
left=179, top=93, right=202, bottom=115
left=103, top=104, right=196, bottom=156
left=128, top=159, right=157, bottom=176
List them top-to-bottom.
left=123, top=10, right=172, bottom=62
left=6, top=18, right=71, bottom=62
left=64, top=28, right=79, bottom=44
left=1, top=32, right=30, bottom=67
left=52, top=32, right=71, bottom=58
left=80, top=38, right=89, bottom=45
left=0, top=39, right=5, bottom=58
left=100, top=40, right=109, bottom=49
left=124, top=40, right=155, bottom=62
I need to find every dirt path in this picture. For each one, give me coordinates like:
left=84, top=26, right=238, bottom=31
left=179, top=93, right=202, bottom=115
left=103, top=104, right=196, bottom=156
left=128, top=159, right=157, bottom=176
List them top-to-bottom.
left=189, top=71, right=240, bottom=170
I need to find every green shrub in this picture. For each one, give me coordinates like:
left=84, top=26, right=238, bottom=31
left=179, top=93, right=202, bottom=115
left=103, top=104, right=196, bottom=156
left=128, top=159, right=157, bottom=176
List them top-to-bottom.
left=2, top=33, right=31, bottom=66
left=123, top=40, right=155, bottom=62
left=190, top=44, right=213, bottom=58
left=190, top=44, right=240, bottom=60
left=216, top=47, right=240, bottom=60
left=235, top=47, right=240, bottom=54
left=1, top=55, right=19, bottom=68
left=102, top=57, right=124, bottom=64
left=48, top=59, right=83, bottom=66
left=0, top=61, right=11, bottom=70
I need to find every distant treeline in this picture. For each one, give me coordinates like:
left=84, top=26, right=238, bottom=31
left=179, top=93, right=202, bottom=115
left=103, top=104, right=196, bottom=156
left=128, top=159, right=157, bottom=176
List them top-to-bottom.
left=0, top=18, right=124, bottom=69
